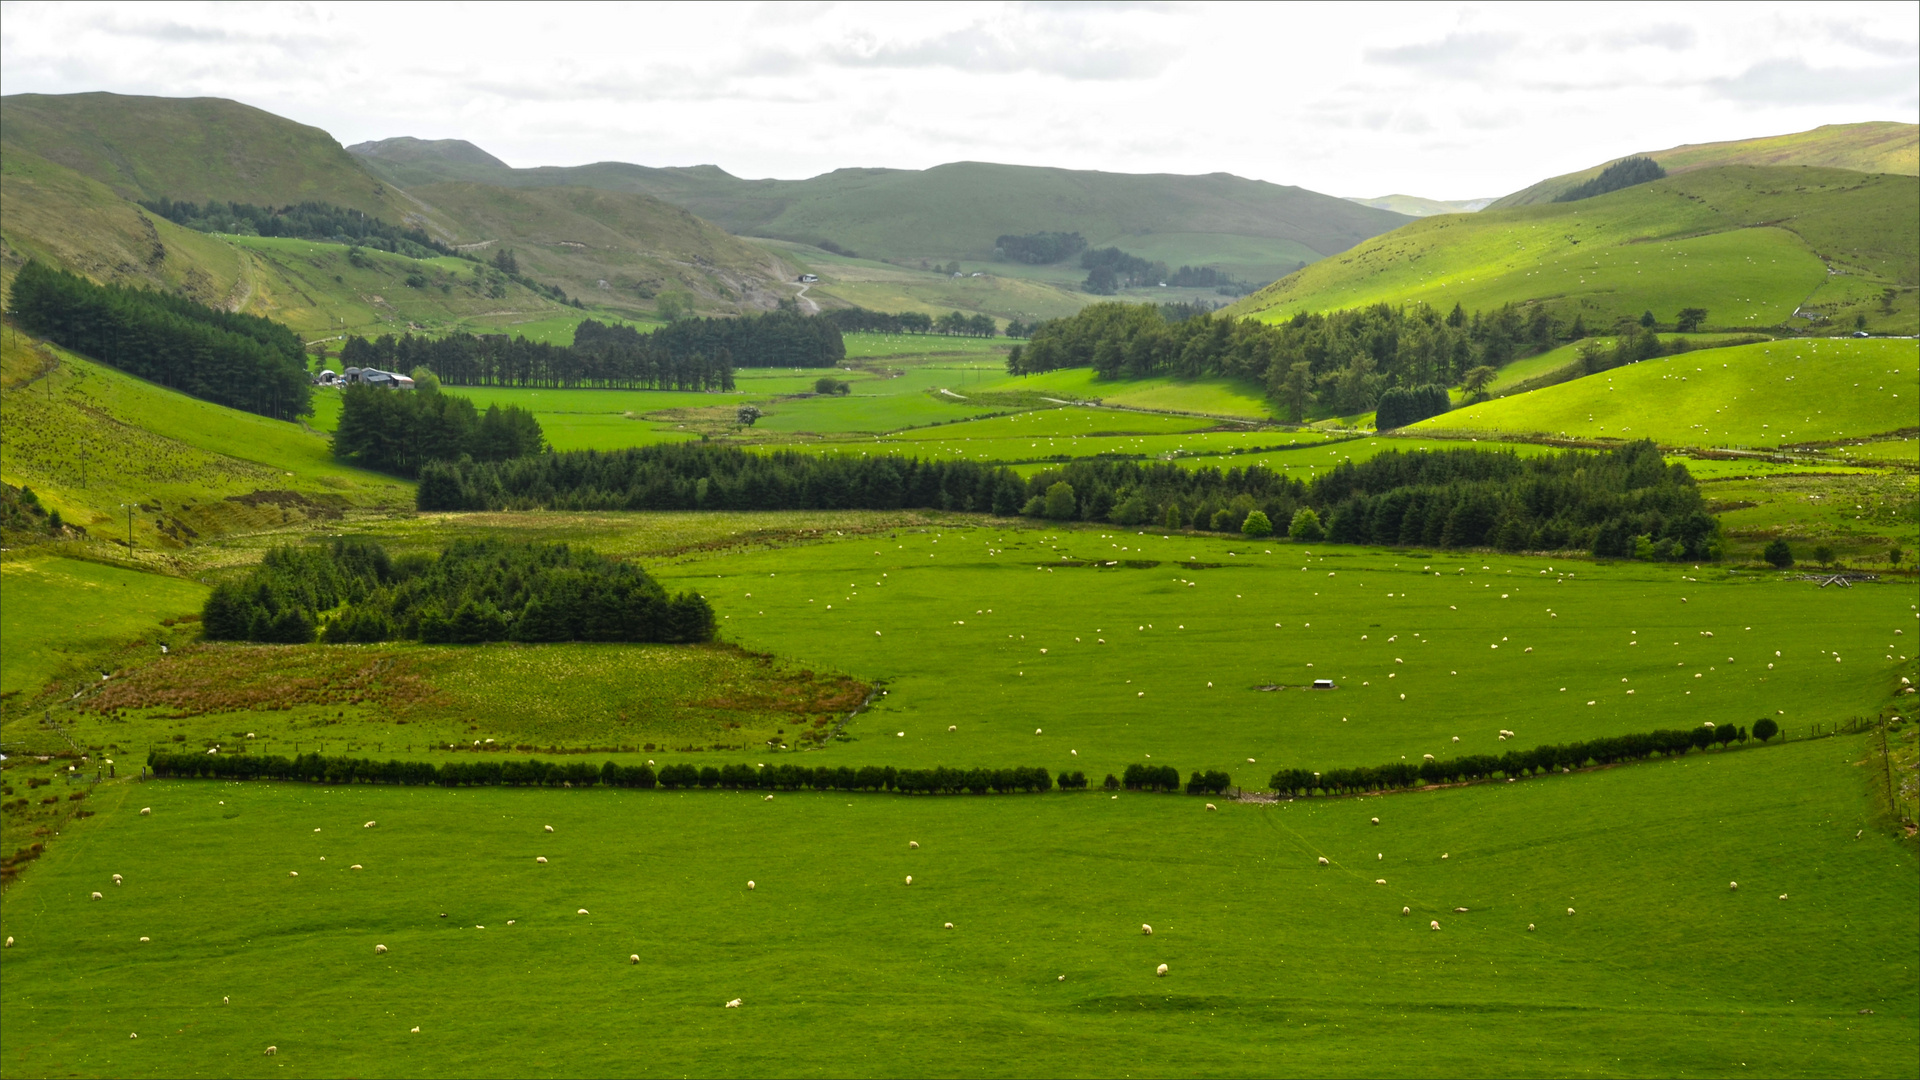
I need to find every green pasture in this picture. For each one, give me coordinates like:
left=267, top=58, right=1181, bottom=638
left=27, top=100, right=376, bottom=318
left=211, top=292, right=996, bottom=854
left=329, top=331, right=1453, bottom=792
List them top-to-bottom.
left=841, top=332, right=1013, bottom=360
left=1485, top=334, right=1765, bottom=396
left=1414, top=339, right=1917, bottom=449
left=977, top=368, right=1276, bottom=420
left=1704, top=472, right=1919, bottom=563
left=0, top=556, right=205, bottom=704
left=1, top=733, right=1911, bottom=1078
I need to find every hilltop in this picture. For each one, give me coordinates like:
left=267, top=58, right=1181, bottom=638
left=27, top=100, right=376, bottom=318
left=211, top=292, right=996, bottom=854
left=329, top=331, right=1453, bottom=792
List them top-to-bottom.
left=1, top=93, right=802, bottom=323
left=1491, top=121, right=1918, bottom=208
left=349, top=140, right=1410, bottom=285
left=1230, top=165, right=1920, bottom=334
left=1343, top=194, right=1495, bottom=216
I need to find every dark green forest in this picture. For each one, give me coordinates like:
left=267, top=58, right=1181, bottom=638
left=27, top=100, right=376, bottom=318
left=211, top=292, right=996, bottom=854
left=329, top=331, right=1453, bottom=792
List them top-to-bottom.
left=1555, top=156, right=1666, bottom=203
left=138, top=197, right=452, bottom=257
left=7, top=261, right=312, bottom=419
left=331, top=383, right=544, bottom=477
left=201, top=538, right=714, bottom=645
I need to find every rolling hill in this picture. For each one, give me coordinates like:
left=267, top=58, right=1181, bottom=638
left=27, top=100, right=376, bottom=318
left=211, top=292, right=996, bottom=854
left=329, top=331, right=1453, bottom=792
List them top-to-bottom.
left=1, top=93, right=802, bottom=323
left=1490, top=121, right=1918, bottom=208
left=349, top=139, right=1411, bottom=285
left=1230, top=165, right=1920, bottom=333
left=1343, top=194, right=1495, bottom=216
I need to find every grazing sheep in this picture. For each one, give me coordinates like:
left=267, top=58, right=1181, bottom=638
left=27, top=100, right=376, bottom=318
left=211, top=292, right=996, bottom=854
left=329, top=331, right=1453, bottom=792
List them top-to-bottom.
left=948, top=725, right=957, bottom=732
left=1035, top=728, right=1043, bottom=735
left=763, top=795, right=774, bottom=801
left=1205, top=803, right=1217, bottom=811
left=139, top=808, right=151, bottom=816
left=1370, top=817, right=1379, bottom=825
left=364, top=821, right=376, bottom=829
left=544, top=826, right=554, bottom=833
left=909, top=841, right=919, bottom=849
left=1442, top=853, right=1449, bottom=860
left=1377, top=854, right=1383, bottom=861
left=537, top=857, right=548, bottom=864
left=1317, top=857, right=1329, bottom=866
left=351, top=865, right=363, bottom=871
left=289, top=871, right=299, bottom=877
left=113, top=874, right=123, bottom=884
left=904, top=875, right=913, bottom=885
left=1375, top=879, right=1386, bottom=885
left=748, top=881, right=756, bottom=890
left=1730, top=881, right=1739, bottom=891
left=91, top=891, right=102, bottom=900
left=1779, top=894, right=1789, bottom=901
left=1402, top=907, right=1410, bottom=915
left=1454, top=907, right=1469, bottom=913
left=1567, top=908, right=1575, bottom=916
left=578, top=909, right=590, bottom=915
left=1430, top=921, right=1441, bottom=931
left=945, top=922, right=954, bottom=929
left=1141, top=924, right=1153, bottom=936
left=1527, top=924, right=1535, bottom=931
left=3, top=937, right=11, bottom=948
left=139, top=937, right=150, bottom=942
left=375, top=944, right=388, bottom=954
left=630, top=955, right=640, bottom=964
left=1155, top=964, right=1169, bottom=977
left=223, top=997, right=229, bottom=1005
left=725, top=999, right=742, bottom=1008
left=411, top=1027, right=420, bottom=1033
left=130, top=1034, right=138, bottom=1040
left=264, top=1047, right=276, bottom=1056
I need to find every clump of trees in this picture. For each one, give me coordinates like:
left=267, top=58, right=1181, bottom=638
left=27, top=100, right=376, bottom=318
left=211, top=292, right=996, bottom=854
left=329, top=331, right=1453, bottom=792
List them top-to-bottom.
left=1554, top=156, right=1666, bottom=203
left=139, top=198, right=451, bottom=257
left=995, top=232, right=1087, bottom=265
left=1081, top=247, right=1167, bottom=293
left=9, top=261, right=312, bottom=420
left=821, top=308, right=999, bottom=338
left=813, top=377, right=852, bottom=395
left=332, top=383, right=543, bottom=476
left=1374, top=385, right=1453, bottom=430
left=0, top=483, right=71, bottom=538
left=200, top=538, right=713, bottom=645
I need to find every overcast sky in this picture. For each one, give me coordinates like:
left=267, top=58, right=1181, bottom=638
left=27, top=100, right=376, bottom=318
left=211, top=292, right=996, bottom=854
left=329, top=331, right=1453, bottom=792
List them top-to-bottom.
left=3, top=1, right=1915, bottom=198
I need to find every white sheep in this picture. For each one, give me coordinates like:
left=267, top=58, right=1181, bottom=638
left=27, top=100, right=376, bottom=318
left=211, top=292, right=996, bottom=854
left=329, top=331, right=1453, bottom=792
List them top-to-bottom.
left=948, top=725, right=956, bottom=732
left=1035, top=728, right=1043, bottom=735
left=763, top=795, right=774, bottom=801
left=1205, top=803, right=1217, bottom=811
left=139, top=807, right=151, bottom=816
left=1370, top=817, right=1379, bottom=825
left=364, top=821, right=376, bottom=829
left=544, top=825, right=554, bottom=833
left=909, top=841, right=919, bottom=849
left=1377, top=854, right=1383, bottom=861
left=1317, top=856, right=1329, bottom=866
left=537, top=857, right=548, bottom=864
left=351, top=864, right=363, bottom=870
left=289, top=871, right=299, bottom=877
left=113, top=874, right=123, bottom=884
left=904, top=875, right=913, bottom=885
left=1375, top=879, right=1386, bottom=885
left=747, top=881, right=756, bottom=890
left=1730, top=881, right=1739, bottom=891
left=91, top=891, right=102, bottom=900
left=1779, top=894, right=1789, bottom=901
left=1402, top=907, right=1410, bottom=915
left=1454, top=907, right=1469, bottom=913
left=1567, top=908, right=1575, bottom=916
left=578, top=909, right=590, bottom=915
left=1430, top=921, right=1441, bottom=931
left=944, top=922, right=954, bottom=929
left=1141, top=924, right=1153, bottom=936
left=1527, top=924, right=1535, bottom=931
left=139, top=936, right=150, bottom=942
left=3, top=937, right=11, bottom=948
left=375, top=944, right=388, bottom=954
left=630, top=955, right=640, bottom=964
left=1155, top=963, right=1169, bottom=977
left=725, top=999, right=742, bottom=1008
left=411, top=1027, right=420, bottom=1033
left=129, top=1034, right=138, bottom=1040
left=264, top=1047, right=276, bottom=1056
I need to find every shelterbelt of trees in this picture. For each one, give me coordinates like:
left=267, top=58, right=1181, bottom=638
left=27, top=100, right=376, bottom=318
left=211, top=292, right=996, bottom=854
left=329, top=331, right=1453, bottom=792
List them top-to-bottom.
left=138, top=197, right=451, bottom=257
left=8, top=261, right=313, bottom=419
left=1007, top=300, right=1638, bottom=420
left=821, top=307, right=1014, bottom=338
left=334, top=308, right=842, bottom=392
left=331, top=383, right=544, bottom=477
left=421, top=441, right=1717, bottom=559
left=202, top=539, right=714, bottom=645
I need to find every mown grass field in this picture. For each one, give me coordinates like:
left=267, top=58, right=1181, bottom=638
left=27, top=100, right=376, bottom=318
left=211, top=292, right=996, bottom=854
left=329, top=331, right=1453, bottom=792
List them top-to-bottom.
left=1235, top=166, right=1919, bottom=334
left=1412, top=339, right=1917, bottom=449
left=1, top=732, right=1911, bottom=1078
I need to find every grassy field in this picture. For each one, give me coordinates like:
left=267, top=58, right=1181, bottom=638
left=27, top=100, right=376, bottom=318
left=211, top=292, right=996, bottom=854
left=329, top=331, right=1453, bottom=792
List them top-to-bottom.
left=1234, top=166, right=1920, bottom=335
left=1411, top=339, right=1917, bottom=449
left=973, top=368, right=1277, bottom=420
left=0, top=556, right=206, bottom=704
left=0, top=731, right=1911, bottom=1078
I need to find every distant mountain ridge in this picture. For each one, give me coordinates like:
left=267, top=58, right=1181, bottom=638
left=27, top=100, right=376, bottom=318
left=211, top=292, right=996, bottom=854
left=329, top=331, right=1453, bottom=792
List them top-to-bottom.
left=1491, top=121, right=1918, bottom=208
left=347, top=136, right=509, bottom=169
left=347, top=139, right=1411, bottom=284
left=1343, top=194, right=1495, bottom=217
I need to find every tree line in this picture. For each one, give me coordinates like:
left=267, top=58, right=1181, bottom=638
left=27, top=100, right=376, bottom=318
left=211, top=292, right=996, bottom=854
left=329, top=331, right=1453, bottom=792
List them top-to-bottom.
left=1555, top=157, right=1666, bottom=203
left=138, top=197, right=452, bottom=258
left=995, top=231, right=1087, bottom=264
left=1081, top=247, right=1167, bottom=293
left=8, top=261, right=312, bottom=419
left=821, top=308, right=1010, bottom=338
left=336, top=323, right=736, bottom=391
left=332, top=383, right=544, bottom=477
left=201, top=538, right=714, bottom=645
left=1270, top=720, right=1769, bottom=796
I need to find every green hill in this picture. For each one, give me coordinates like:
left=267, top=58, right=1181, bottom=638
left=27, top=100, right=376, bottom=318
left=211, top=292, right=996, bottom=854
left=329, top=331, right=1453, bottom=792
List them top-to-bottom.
left=1, top=94, right=803, bottom=324
left=1491, top=122, right=1918, bottom=208
left=349, top=141, right=1410, bottom=285
left=1230, top=165, right=1920, bottom=334
left=1343, top=194, right=1494, bottom=216
left=1408, top=338, right=1917, bottom=449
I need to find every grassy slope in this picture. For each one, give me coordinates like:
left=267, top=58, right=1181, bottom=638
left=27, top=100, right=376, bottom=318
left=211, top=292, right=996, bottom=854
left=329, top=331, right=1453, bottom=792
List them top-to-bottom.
left=1492, top=121, right=1920, bottom=208
left=353, top=145, right=1411, bottom=281
left=1232, top=166, right=1920, bottom=334
left=761, top=240, right=1104, bottom=323
left=0, top=331, right=411, bottom=546
left=1411, top=338, right=1917, bottom=448
left=0, top=557, right=206, bottom=701
left=0, top=730, right=1910, bottom=1077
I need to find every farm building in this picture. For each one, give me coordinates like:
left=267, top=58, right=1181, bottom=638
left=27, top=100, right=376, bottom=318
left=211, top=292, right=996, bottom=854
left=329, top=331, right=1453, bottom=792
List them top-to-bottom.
left=339, top=367, right=416, bottom=390
left=1313, top=679, right=1335, bottom=690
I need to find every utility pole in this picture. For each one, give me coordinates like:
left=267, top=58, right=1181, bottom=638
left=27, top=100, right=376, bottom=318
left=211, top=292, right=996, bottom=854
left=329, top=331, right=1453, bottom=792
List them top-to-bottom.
left=119, top=502, right=134, bottom=550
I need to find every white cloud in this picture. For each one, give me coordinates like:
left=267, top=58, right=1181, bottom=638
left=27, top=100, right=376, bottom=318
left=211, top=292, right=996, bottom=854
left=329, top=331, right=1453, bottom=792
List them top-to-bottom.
left=0, top=0, right=1913, bottom=200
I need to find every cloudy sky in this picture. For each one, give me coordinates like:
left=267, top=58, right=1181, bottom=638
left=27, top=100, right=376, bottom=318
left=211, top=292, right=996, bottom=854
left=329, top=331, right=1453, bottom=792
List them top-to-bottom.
left=3, top=1, right=1915, bottom=198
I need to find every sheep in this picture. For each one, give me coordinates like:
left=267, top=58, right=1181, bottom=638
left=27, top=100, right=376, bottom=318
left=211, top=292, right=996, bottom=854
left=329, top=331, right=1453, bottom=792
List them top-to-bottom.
left=948, top=725, right=957, bottom=732
left=1035, top=728, right=1043, bottom=735
left=763, top=794, right=774, bottom=801
left=1205, top=803, right=1217, bottom=811
left=139, top=807, right=151, bottom=816
left=1370, top=817, right=1379, bottom=825
left=364, top=821, right=376, bottom=829
left=544, top=825, right=554, bottom=833
left=909, top=841, right=919, bottom=849
left=1441, top=853, right=1449, bottom=860
left=1377, top=854, right=1383, bottom=861
left=537, top=857, right=548, bottom=864
left=351, top=864, right=363, bottom=870
left=289, top=871, right=299, bottom=877
left=113, top=874, right=123, bottom=885
left=904, top=875, right=913, bottom=885
left=1375, top=879, right=1386, bottom=885
left=747, top=881, right=756, bottom=890
left=1730, top=881, right=1739, bottom=891
left=92, top=891, right=102, bottom=900
left=1779, top=894, right=1789, bottom=901
left=1402, top=907, right=1410, bottom=916
left=1454, top=907, right=1469, bottom=913
left=1567, top=908, right=1575, bottom=916
left=578, top=909, right=590, bottom=915
left=1430, top=921, right=1441, bottom=931
left=944, top=922, right=954, bottom=929
left=1141, top=924, right=1153, bottom=936
left=1527, top=924, right=1535, bottom=931
left=139, top=936, right=150, bottom=942
left=3, top=937, right=11, bottom=948
left=375, top=944, right=388, bottom=954
left=630, top=955, right=640, bottom=964
left=1155, top=964, right=1169, bottom=977
left=223, top=997, right=229, bottom=1005
left=725, top=999, right=743, bottom=1008
left=411, top=1027, right=420, bottom=1033
left=130, top=1033, right=138, bottom=1039
left=264, top=1047, right=277, bottom=1056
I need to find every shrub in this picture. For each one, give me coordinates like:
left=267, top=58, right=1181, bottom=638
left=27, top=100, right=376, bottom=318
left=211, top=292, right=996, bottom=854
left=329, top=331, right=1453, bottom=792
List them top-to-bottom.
left=1289, top=508, right=1325, bottom=542
left=1240, top=510, right=1273, bottom=538
left=1764, top=538, right=1794, bottom=568
left=1752, top=717, right=1779, bottom=742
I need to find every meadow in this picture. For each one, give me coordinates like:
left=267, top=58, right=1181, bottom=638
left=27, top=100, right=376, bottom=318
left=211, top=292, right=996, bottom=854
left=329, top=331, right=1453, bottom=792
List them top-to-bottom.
left=0, top=556, right=205, bottom=703
left=0, top=731, right=1911, bottom=1078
